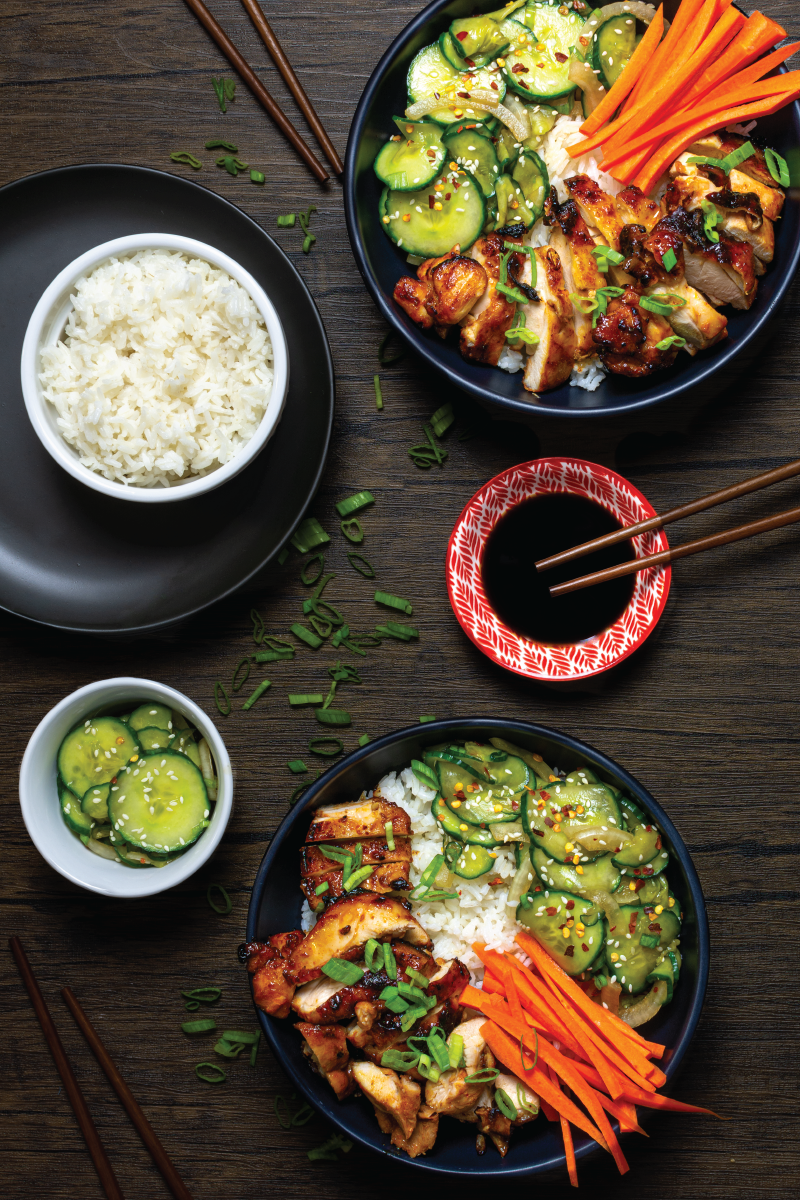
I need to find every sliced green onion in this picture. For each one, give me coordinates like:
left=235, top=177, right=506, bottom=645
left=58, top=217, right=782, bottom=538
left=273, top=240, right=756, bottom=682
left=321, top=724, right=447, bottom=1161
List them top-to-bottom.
left=211, top=77, right=226, bottom=111
left=224, top=79, right=236, bottom=101
left=721, top=139, right=756, bottom=172
left=205, top=140, right=238, bottom=152
left=765, top=146, right=790, bottom=187
left=170, top=151, right=202, bottom=169
left=687, top=153, right=727, bottom=171
left=250, top=170, right=265, bottom=184
left=700, top=198, right=723, bottom=244
left=298, top=204, right=317, bottom=233
left=277, top=213, right=296, bottom=227
left=302, top=234, right=315, bottom=254
left=591, top=244, right=624, bottom=268
left=661, top=247, right=677, bottom=272
left=497, top=280, right=529, bottom=304
left=569, top=293, right=599, bottom=315
left=640, top=293, right=688, bottom=315
left=504, top=311, right=540, bottom=345
left=378, top=330, right=405, bottom=366
left=655, top=334, right=687, bottom=350
left=374, top=374, right=384, bottom=410
left=430, top=403, right=455, bottom=438
left=423, top=423, right=445, bottom=465
left=336, top=491, right=375, bottom=517
left=290, top=517, right=330, bottom=554
left=340, top=517, right=364, bottom=543
left=277, top=548, right=289, bottom=565
left=347, top=552, right=375, bottom=578
left=300, top=553, right=325, bottom=586
left=374, top=591, right=412, bottom=615
left=251, top=607, right=266, bottom=644
left=375, top=622, right=418, bottom=641
left=290, top=623, right=323, bottom=649
left=331, top=625, right=350, bottom=647
left=262, top=635, right=294, bottom=653
left=253, top=648, right=293, bottom=663
left=231, top=658, right=251, bottom=692
left=242, top=679, right=271, bottom=710
left=214, top=682, right=231, bottom=716
left=289, top=693, right=324, bottom=706
left=316, top=708, right=351, bottom=726
left=419, top=715, right=436, bottom=723
left=358, top=733, right=370, bottom=747
left=309, top=737, right=344, bottom=756
left=288, top=759, right=308, bottom=774
left=411, top=759, right=439, bottom=791
left=289, top=777, right=316, bottom=805
left=385, top=820, right=395, bottom=850
left=350, top=841, right=363, bottom=874
left=318, top=844, right=351, bottom=865
left=417, top=853, right=444, bottom=891
left=344, top=865, right=374, bottom=891
left=314, top=881, right=329, bottom=896
left=207, top=884, right=232, bottom=915
left=518, top=893, right=534, bottom=909
left=364, top=939, right=384, bottom=972
left=383, top=942, right=397, bottom=981
left=321, top=958, right=365, bottom=985
left=405, top=968, right=429, bottom=991
left=594, top=974, right=608, bottom=987
left=396, top=982, right=428, bottom=1003
left=181, top=988, right=222, bottom=1008
left=400, top=1004, right=428, bottom=1032
left=182, top=1019, right=216, bottom=1034
left=520, top=1029, right=538, bottom=1072
left=220, top=1030, right=259, bottom=1045
left=249, top=1031, right=261, bottom=1067
left=448, top=1032, right=465, bottom=1070
left=381, top=1049, right=420, bottom=1071
left=416, top=1053, right=440, bottom=1082
left=195, top=1062, right=226, bottom=1084
left=465, top=1067, right=499, bottom=1084
left=516, top=1082, right=538, bottom=1117
left=495, top=1087, right=518, bottom=1120
left=274, top=1094, right=292, bottom=1128
left=291, top=1102, right=314, bottom=1126
left=307, top=1133, right=352, bottom=1161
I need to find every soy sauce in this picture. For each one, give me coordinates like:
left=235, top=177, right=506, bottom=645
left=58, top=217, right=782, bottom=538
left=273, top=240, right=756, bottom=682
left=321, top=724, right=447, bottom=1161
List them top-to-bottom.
left=481, top=493, right=635, bottom=645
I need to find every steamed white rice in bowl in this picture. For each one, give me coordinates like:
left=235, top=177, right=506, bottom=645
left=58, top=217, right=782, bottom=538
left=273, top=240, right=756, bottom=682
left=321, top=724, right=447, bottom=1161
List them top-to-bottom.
left=21, top=234, right=289, bottom=503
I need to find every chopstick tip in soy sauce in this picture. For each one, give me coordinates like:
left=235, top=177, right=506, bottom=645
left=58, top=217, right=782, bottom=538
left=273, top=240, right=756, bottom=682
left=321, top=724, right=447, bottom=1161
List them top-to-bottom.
left=481, top=494, right=635, bottom=645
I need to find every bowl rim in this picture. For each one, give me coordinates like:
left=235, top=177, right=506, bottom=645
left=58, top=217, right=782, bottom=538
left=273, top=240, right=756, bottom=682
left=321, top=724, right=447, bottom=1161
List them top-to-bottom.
left=343, top=0, right=800, bottom=420
left=20, top=232, right=290, bottom=503
left=446, top=457, right=672, bottom=680
left=18, top=675, right=233, bottom=897
left=246, top=717, right=709, bottom=1178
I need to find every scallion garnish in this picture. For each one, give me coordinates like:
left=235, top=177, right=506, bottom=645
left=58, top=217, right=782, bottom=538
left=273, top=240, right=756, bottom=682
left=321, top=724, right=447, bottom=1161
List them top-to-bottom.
left=205, top=140, right=238, bottom=152
left=765, top=146, right=790, bottom=187
left=170, top=151, right=202, bottom=170
left=250, top=170, right=265, bottom=185
left=699, top=198, right=723, bottom=244
left=277, top=213, right=296, bottom=227
left=591, top=244, right=624, bottom=270
left=661, top=247, right=678, bottom=272
left=640, top=293, right=688, bottom=316
left=504, top=311, right=540, bottom=346
left=378, top=330, right=405, bottom=366
left=655, top=334, right=687, bottom=350
left=373, top=374, right=384, bottom=410
left=430, top=403, right=455, bottom=438
left=336, top=491, right=375, bottom=518
left=340, top=517, right=364, bottom=543
left=290, top=518, right=330, bottom=554
left=278, top=548, right=289, bottom=565
left=346, top=552, right=375, bottom=578
left=300, top=553, right=325, bottom=586
left=374, top=591, right=412, bottom=615
left=375, top=622, right=418, bottom=641
left=290, top=623, right=323, bottom=649
left=331, top=625, right=350, bottom=647
left=253, top=648, right=293, bottom=663
left=232, top=657, right=251, bottom=693
left=242, top=679, right=271, bottom=710
left=214, top=682, right=231, bottom=716
left=289, top=694, right=324, bottom=706
left=315, top=708, right=351, bottom=726
left=419, top=715, right=437, bottom=723
left=358, top=733, right=370, bottom=747
left=308, top=737, right=344, bottom=756
left=411, top=759, right=439, bottom=791
left=288, top=760, right=307, bottom=774
left=385, top=820, right=395, bottom=850
left=317, top=844, right=351, bottom=865
left=343, top=864, right=374, bottom=891
left=314, top=881, right=329, bottom=896
left=207, top=884, right=232, bottom=915
left=364, top=939, right=384, bottom=972
left=383, top=942, right=397, bottom=980
left=321, top=958, right=365, bottom=985
left=405, top=967, right=430, bottom=991
left=181, top=987, right=222, bottom=1010
left=400, top=1004, right=429, bottom=1032
left=181, top=1018, right=216, bottom=1034
left=519, top=1028, right=538, bottom=1072
left=221, top=1030, right=260, bottom=1045
left=249, top=1031, right=261, bottom=1068
left=448, top=1032, right=465, bottom=1070
left=428, top=1034, right=451, bottom=1073
left=213, top=1042, right=244, bottom=1062
left=381, top=1049, right=420, bottom=1071
left=195, top=1061, right=226, bottom=1084
left=465, top=1067, right=499, bottom=1084
left=495, top=1087, right=518, bottom=1120
left=274, top=1094, right=292, bottom=1128
left=291, top=1102, right=314, bottom=1126
left=307, top=1133, right=352, bottom=1161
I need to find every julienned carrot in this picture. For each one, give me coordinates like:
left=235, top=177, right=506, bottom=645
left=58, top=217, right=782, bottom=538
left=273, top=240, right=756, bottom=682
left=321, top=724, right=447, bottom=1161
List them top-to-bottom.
left=624, top=0, right=709, bottom=109
left=694, top=0, right=733, bottom=44
left=579, top=5, right=665, bottom=136
left=684, top=10, right=787, bottom=104
left=632, top=89, right=800, bottom=191
left=506, top=971, right=524, bottom=1024
left=482, top=1020, right=610, bottom=1151
left=548, top=1066, right=579, bottom=1187
left=618, top=1084, right=725, bottom=1118
left=598, top=1095, right=647, bottom=1136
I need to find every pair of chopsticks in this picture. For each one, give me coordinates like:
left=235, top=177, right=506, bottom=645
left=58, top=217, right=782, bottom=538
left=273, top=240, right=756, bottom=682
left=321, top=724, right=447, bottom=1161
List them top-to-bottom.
left=183, top=0, right=342, bottom=183
left=538, top=458, right=800, bottom=597
left=9, top=937, right=193, bottom=1200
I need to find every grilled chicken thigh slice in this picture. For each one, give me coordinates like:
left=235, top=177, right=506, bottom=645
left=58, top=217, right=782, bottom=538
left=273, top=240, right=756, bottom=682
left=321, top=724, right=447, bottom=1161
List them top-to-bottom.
left=684, top=133, right=781, bottom=193
left=671, top=152, right=784, bottom=221
left=664, top=173, right=774, bottom=264
left=565, top=174, right=625, bottom=248
left=614, top=185, right=664, bottom=232
left=550, top=199, right=605, bottom=359
left=647, top=210, right=758, bottom=309
left=459, top=232, right=521, bottom=364
left=520, top=247, right=576, bottom=393
left=393, top=252, right=487, bottom=335
left=645, top=277, right=728, bottom=351
left=592, top=287, right=678, bottom=377
left=306, top=798, right=410, bottom=843
left=301, top=837, right=412, bottom=876
left=300, top=860, right=411, bottom=904
left=286, top=894, right=431, bottom=984
left=244, top=931, right=303, bottom=1018
left=425, top=1017, right=495, bottom=1116
left=296, top=1023, right=355, bottom=1099
left=351, top=1062, right=421, bottom=1140
left=494, top=1072, right=540, bottom=1122
left=373, top=1105, right=439, bottom=1158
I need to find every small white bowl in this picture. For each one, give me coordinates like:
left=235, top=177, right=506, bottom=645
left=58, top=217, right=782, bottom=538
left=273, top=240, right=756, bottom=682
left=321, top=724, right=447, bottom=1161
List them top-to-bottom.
left=20, top=233, right=289, bottom=503
left=19, top=677, right=233, bottom=898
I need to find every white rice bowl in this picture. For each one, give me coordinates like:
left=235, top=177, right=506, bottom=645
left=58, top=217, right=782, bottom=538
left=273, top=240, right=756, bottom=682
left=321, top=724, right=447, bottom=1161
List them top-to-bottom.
left=38, top=249, right=274, bottom=488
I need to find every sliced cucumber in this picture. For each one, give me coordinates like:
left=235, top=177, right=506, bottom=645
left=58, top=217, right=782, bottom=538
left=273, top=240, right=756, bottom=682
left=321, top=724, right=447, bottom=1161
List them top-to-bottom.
left=593, top=14, right=636, bottom=90
left=450, top=15, right=510, bottom=62
left=500, top=15, right=576, bottom=102
left=440, top=29, right=505, bottom=71
left=407, top=42, right=505, bottom=125
left=374, top=116, right=445, bottom=190
left=442, top=125, right=501, bottom=197
left=511, top=147, right=549, bottom=221
left=380, top=169, right=485, bottom=258
left=494, top=174, right=535, bottom=229
left=128, top=703, right=172, bottom=732
left=58, top=717, right=140, bottom=798
left=137, top=727, right=175, bottom=752
left=171, top=728, right=201, bottom=767
left=488, top=737, right=554, bottom=783
left=425, top=749, right=484, bottom=781
left=109, top=750, right=209, bottom=854
left=485, top=754, right=531, bottom=794
left=565, top=767, right=602, bottom=786
left=521, top=780, right=623, bottom=863
left=81, top=782, right=110, bottom=822
left=60, top=787, right=93, bottom=835
left=435, top=798, right=500, bottom=846
left=489, top=819, right=527, bottom=845
left=612, top=819, right=661, bottom=868
left=451, top=844, right=495, bottom=879
left=531, top=846, right=621, bottom=897
left=618, top=849, right=670, bottom=881
left=626, top=873, right=669, bottom=907
left=516, top=888, right=603, bottom=975
left=605, top=904, right=681, bottom=994
left=646, top=951, right=675, bottom=1002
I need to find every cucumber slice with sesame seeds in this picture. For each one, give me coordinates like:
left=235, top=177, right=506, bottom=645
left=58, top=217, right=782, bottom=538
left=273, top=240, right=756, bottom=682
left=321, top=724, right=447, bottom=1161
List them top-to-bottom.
left=592, top=14, right=637, bottom=91
left=499, top=16, right=576, bottom=102
left=407, top=42, right=505, bottom=126
left=374, top=116, right=446, bottom=191
left=442, top=125, right=501, bottom=197
left=379, top=169, right=485, bottom=258
left=127, top=703, right=173, bottom=732
left=58, top=717, right=140, bottom=798
left=136, top=726, right=176, bottom=752
left=171, top=728, right=201, bottom=767
left=109, top=749, right=209, bottom=855
left=521, top=781, right=622, bottom=863
left=81, top=782, right=111, bottom=822
left=60, top=786, right=93, bottom=835
left=434, top=797, right=500, bottom=846
left=611, top=818, right=661, bottom=868
left=451, top=843, right=495, bottom=879
left=531, top=846, right=621, bottom=897
left=617, top=848, right=670, bottom=881
left=516, top=888, right=603, bottom=975
left=604, top=904, right=680, bottom=994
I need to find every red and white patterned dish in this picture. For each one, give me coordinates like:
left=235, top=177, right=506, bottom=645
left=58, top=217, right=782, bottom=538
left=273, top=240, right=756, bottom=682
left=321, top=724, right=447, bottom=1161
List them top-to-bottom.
left=446, top=458, right=671, bottom=682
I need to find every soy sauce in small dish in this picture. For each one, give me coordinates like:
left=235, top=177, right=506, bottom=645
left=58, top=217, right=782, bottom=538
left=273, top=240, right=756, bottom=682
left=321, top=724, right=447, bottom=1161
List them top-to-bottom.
left=481, top=493, right=636, bottom=645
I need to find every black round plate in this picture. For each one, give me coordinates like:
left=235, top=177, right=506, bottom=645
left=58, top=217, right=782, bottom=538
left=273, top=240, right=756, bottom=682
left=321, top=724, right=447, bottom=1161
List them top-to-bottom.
left=344, top=0, right=800, bottom=419
left=0, top=164, right=333, bottom=633
left=247, top=718, right=709, bottom=1179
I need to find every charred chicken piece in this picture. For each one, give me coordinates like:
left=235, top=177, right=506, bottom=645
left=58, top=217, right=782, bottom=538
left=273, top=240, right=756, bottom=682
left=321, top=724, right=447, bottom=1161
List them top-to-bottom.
left=684, top=133, right=781, bottom=192
left=671, top=152, right=784, bottom=222
left=664, top=173, right=774, bottom=266
left=564, top=174, right=625, bottom=248
left=614, top=184, right=664, bottom=233
left=549, top=199, right=606, bottom=359
left=646, top=210, right=758, bottom=309
left=459, top=233, right=521, bottom=365
left=519, top=246, right=576, bottom=393
left=393, top=251, right=487, bottom=336
left=645, top=277, right=728, bottom=352
left=592, top=287, right=679, bottom=378
left=306, top=798, right=410, bottom=843
left=301, top=837, right=412, bottom=877
left=299, top=860, right=412, bottom=906
left=286, top=894, right=431, bottom=985
left=243, top=931, right=303, bottom=1018
left=291, top=942, right=438, bottom=1024
left=425, top=1017, right=495, bottom=1117
left=296, top=1022, right=356, bottom=1099
left=351, top=1062, right=421, bottom=1140
left=373, top=1104, right=439, bottom=1158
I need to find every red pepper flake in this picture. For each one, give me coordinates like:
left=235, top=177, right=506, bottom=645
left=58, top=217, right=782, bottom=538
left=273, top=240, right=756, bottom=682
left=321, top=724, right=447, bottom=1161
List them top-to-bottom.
left=456, top=30, right=468, bottom=40
left=554, top=52, right=568, bottom=63
left=465, top=57, right=476, bottom=67
left=511, top=64, right=529, bottom=73
left=520, top=80, right=530, bottom=89
left=491, top=81, right=499, bottom=90
left=457, top=91, right=471, bottom=99
left=465, top=123, right=477, bottom=129
left=457, top=125, right=464, bottom=132
left=453, top=181, right=460, bottom=190
left=445, top=193, right=451, bottom=200
left=428, top=195, right=435, bottom=209
left=111, top=777, right=117, bottom=784
left=454, top=791, right=466, bottom=800
left=540, top=791, right=550, bottom=800
left=511, top=800, right=519, bottom=810
left=544, top=817, right=555, bottom=828
left=532, top=828, right=544, bottom=836
left=655, top=836, right=662, bottom=850
left=642, top=865, right=654, bottom=876
left=489, top=877, right=503, bottom=886
left=631, top=879, right=645, bottom=893
left=534, top=885, right=542, bottom=892
left=565, top=900, right=575, bottom=910
left=546, top=907, right=557, bottom=916
left=629, top=912, right=638, bottom=935
left=649, top=923, right=662, bottom=932
left=582, top=944, right=589, bottom=952
left=564, top=945, right=575, bottom=957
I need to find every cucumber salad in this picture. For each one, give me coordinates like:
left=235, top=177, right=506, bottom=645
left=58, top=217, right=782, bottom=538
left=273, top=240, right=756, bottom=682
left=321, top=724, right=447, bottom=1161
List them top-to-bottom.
left=57, top=703, right=218, bottom=868
left=412, top=737, right=681, bottom=1024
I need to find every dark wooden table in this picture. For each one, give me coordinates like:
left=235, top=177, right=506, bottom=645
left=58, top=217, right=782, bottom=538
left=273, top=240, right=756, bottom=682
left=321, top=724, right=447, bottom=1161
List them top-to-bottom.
left=2, top=2, right=799, bottom=1197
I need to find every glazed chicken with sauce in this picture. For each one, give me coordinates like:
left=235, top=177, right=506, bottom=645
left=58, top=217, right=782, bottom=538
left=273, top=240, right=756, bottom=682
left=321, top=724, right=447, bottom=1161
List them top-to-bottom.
left=390, top=131, right=785, bottom=394
left=240, top=788, right=540, bottom=1160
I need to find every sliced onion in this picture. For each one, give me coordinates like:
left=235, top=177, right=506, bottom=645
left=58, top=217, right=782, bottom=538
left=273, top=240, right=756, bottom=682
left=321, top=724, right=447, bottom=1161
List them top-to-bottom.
left=569, top=57, right=606, bottom=116
left=405, top=91, right=529, bottom=143
left=500, top=91, right=532, bottom=141
left=86, top=837, right=121, bottom=862
left=507, top=857, right=537, bottom=907
left=582, top=887, right=621, bottom=924
left=599, top=979, right=622, bottom=1015
left=619, top=980, right=669, bottom=1028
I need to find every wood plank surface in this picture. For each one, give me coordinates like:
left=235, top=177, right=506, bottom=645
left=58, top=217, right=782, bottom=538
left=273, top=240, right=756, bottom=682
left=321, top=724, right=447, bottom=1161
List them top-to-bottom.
left=1, top=2, right=799, bottom=1197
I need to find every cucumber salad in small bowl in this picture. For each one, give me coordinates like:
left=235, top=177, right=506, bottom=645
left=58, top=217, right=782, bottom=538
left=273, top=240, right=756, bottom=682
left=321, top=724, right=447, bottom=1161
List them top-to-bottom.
left=19, top=678, right=233, bottom=898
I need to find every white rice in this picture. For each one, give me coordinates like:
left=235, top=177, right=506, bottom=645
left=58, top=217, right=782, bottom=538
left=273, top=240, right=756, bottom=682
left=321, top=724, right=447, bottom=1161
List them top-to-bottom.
left=39, top=249, right=273, bottom=487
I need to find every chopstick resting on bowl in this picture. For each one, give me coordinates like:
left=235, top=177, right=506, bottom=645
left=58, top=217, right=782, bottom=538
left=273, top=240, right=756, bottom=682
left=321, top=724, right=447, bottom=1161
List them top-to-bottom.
left=181, top=0, right=330, bottom=183
left=239, top=0, right=343, bottom=174
left=543, top=458, right=800, bottom=597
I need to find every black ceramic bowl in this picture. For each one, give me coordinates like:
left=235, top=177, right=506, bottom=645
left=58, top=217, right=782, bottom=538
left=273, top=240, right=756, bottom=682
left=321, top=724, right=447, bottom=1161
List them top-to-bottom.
left=344, top=0, right=800, bottom=419
left=247, top=718, right=709, bottom=1179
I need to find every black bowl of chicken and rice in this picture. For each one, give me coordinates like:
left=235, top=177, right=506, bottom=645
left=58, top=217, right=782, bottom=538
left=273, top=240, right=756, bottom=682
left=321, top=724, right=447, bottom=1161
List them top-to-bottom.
left=344, top=0, right=800, bottom=420
left=245, top=718, right=709, bottom=1180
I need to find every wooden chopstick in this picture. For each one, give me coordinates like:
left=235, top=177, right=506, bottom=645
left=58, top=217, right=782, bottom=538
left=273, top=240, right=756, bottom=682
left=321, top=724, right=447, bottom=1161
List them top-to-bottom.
left=181, top=0, right=330, bottom=183
left=239, top=0, right=343, bottom=174
left=536, top=457, right=800, bottom=573
left=549, top=503, right=800, bottom=597
left=8, top=937, right=124, bottom=1200
left=61, top=988, right=195, bottom=1200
